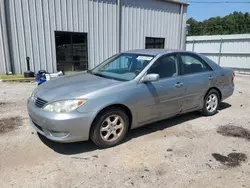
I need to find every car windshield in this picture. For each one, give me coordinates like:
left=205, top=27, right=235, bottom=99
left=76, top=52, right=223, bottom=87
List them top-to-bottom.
left=89, top=53, right=155, bottom=81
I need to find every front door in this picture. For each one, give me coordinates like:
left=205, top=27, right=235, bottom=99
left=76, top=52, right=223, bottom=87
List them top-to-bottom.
left=136, top=54, right=184, bottom=124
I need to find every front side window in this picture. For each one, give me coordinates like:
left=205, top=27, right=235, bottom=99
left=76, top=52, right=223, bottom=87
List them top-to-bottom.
left=90, top=53, right=155, bottom=81
left=148, top=54, right=178, bottom=79
left=180, top=54, right=211, bottom=75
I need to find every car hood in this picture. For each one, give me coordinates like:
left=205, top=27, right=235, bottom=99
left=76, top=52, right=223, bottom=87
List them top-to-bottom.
left=34, top=72, right=122, bottom=101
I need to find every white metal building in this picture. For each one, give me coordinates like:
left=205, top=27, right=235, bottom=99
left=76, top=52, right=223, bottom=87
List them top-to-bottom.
left=0, top=0, right=188, bottom=74
left=186, top=34, right=250, bottom=71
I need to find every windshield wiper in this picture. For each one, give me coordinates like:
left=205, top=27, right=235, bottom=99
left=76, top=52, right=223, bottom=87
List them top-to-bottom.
left=87, top=70, right=92, bottom=74
left=91, top=72, right=127, bottom=82
left=92, top=72, right=110, bottom=79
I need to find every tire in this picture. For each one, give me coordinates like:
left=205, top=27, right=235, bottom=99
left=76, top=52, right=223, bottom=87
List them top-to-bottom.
left=202, top=89, right=220, bottom=116
left=90, top=107, right=129, bottom=148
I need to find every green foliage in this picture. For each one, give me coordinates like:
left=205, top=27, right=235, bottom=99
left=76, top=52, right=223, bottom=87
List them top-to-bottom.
left=187, top=12, right=250, bottom=36
left=0, top=74, right=23, bottom=80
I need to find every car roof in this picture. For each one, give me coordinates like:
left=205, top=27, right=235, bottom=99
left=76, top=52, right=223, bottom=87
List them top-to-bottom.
left=123, top=49, right=187, bottom=56
left=123, top=49, right=222, bottom=70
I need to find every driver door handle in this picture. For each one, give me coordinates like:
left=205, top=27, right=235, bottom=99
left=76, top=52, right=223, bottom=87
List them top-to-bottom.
left=209, top=76, right=214, bottom=80
left=175, top=82, right=183, bottom=88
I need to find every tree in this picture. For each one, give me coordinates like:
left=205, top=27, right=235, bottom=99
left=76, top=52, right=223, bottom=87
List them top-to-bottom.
left=187, top=11, right=250, bottom=36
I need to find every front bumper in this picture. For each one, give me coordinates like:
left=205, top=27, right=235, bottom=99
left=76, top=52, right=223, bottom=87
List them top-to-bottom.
left=27, top=98, right=96, bottom=143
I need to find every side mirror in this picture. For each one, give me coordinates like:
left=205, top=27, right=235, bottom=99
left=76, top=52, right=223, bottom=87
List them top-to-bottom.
left=141, top=74, right=159, bottom=83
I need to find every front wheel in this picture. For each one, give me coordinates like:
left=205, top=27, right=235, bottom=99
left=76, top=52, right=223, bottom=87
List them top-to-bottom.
left=202, top=89, right=220, bottom=116
left=90, top=108, right=129, bottom=148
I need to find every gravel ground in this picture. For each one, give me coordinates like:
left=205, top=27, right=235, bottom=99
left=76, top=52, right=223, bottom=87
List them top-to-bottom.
left=0, top=75, right=250, bottom=188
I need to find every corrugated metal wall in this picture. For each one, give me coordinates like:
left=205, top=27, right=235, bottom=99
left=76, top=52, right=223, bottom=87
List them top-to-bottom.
left=0, top=0, right=11, bottom=74
left=2, top=0, right=186, bottom=74
left=4, top=0, right=118, bottom=74
left=120, top=0, right=185, bottom=51
left=180, top=5, right=187, bottom=50
left=0, top=10, right=6, bottom=74
left=186, top=34, right=250, bottom=70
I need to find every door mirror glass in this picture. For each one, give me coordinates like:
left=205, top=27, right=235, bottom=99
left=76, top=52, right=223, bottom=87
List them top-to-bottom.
left=141, top=74, right=159, bottom=83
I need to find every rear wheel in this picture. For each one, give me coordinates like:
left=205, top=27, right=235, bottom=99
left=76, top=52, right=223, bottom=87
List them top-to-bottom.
left=202, top=89, right=220, bottom=116
left=90, top=108, right=129, bottom=148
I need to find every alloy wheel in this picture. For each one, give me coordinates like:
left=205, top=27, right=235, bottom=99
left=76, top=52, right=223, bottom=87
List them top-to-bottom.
left=206, top=93, right=218, bottom=113
left=100, top=115, right=125, bottom=142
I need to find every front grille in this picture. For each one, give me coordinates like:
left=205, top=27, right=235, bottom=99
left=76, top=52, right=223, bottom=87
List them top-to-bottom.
left=35, top=97, right=48, bottom=108
left=32, top=121, right=43, bottom=132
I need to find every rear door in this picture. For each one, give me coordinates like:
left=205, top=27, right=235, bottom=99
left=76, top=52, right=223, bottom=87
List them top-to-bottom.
left=179, top=52, right=214, bottom=112
left=136, top=53, right=185, bottom=123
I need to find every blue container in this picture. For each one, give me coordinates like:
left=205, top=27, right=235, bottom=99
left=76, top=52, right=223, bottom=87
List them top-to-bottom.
left=36, top=70, right=48, bottom=85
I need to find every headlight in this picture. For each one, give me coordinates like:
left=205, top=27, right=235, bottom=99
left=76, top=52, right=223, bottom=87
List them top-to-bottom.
left=30, top=90, right=36, bottom=102
left=31, top=90, right=35, bottom=99
left=43, top=100, right=87, bottom=113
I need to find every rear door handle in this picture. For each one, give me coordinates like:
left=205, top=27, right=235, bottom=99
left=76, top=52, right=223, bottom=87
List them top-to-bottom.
left=209, top=76, right=214, bottom=80
left=175, top=82, right=183, bottom=88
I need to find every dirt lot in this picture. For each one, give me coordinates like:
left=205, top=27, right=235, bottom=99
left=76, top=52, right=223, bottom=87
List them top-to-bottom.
left=0, top=75, right=250, bottom=188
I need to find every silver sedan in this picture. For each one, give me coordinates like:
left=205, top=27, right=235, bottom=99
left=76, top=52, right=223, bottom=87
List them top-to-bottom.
left=27, top=49, right=234, bottom=148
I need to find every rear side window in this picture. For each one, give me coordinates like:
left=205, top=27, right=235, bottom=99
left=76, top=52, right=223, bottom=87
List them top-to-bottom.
left=180, top=54, right=211, bottom=75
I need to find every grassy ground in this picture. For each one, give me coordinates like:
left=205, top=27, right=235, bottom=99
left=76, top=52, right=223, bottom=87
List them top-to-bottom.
left=0, top=71, right=79, bottom=80
left=65, top=71, right=82, bottom=75
left=0, top=74, right=24, bottom=80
